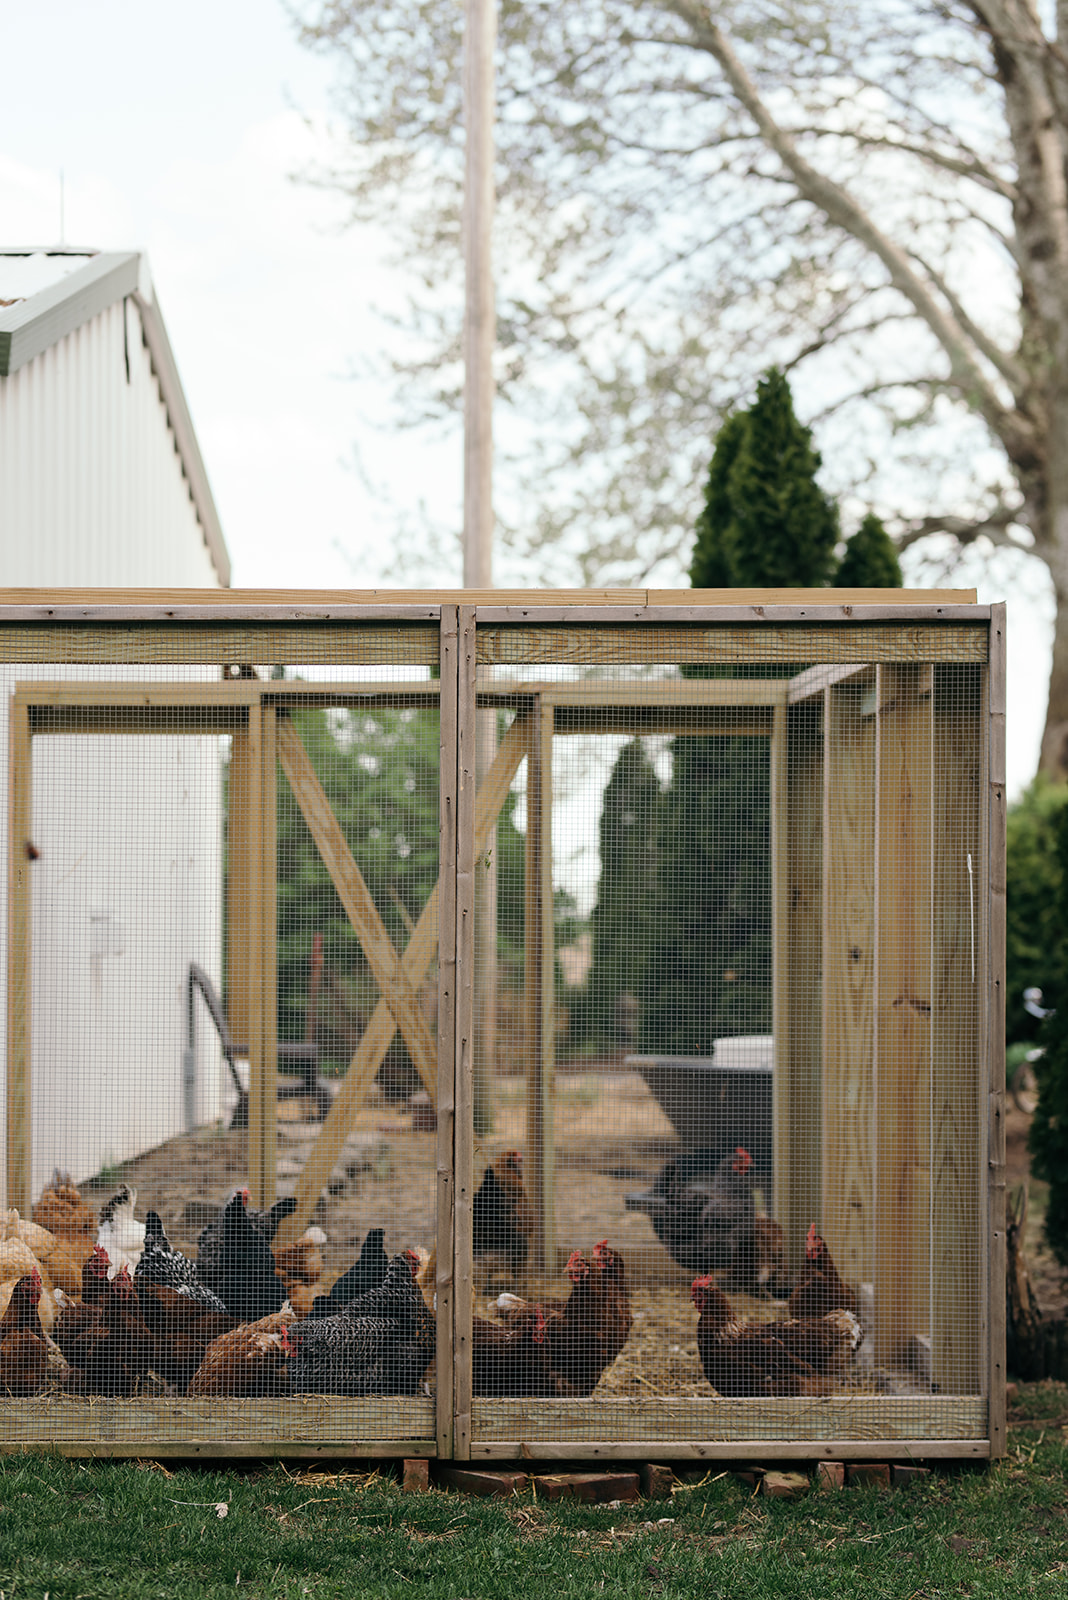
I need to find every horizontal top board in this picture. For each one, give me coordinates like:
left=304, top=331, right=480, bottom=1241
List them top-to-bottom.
left=0, top=585, right=977, bottom=618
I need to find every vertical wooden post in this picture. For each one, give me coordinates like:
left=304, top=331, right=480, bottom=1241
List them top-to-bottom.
left=453, top=605, right=477, bottom=1460
left=986, top=605, right=1007, bottom=1456
left=437, top=607, right=459, bottom=1460
left=873, top=663, right=933, bottom=1365
left=930, top=664, right=983, bottom=1395
left=821, top=676, right=875, bottom=1291
left=524, top=695, right=555, bottom=1272
left=6, top=697, right=32, bottom=1214
left=774, top=702, right=823, bottom=1267
left=247, top=703, right=278, bottom=1212
left=771, top=704, right=789, bottom=1241
left=226, top=728, right=253, bottom=1044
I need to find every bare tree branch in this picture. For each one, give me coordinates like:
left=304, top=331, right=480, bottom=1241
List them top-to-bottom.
left=666, top=0, right=1039, bottom=461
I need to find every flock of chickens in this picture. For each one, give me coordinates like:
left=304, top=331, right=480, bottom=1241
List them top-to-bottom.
left=0, top=1145, right=864, bottom=1403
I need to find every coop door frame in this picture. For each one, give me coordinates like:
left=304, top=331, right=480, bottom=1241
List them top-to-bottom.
left=452, top=602, right=1005, bottom=1464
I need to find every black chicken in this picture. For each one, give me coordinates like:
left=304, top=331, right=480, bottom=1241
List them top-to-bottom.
left=625, top=1146, right=757, bottom=1274
left=472, top=1152, right=534, bottom=1267
left=196, top=1190, right=286, bottom=1322
left=136, top=1211, right=228, bottom=1312
left=309, top=1227, right=388, bottom=1319
left=288, top=1249, right=433, bottom=1395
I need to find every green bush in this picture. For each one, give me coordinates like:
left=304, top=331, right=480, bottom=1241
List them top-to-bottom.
left=1006, top=776, right=1068, bottom=1045
left=1031, top=791, right=1068, bottom=1263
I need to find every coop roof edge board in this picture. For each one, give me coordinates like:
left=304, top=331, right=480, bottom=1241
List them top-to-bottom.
left=0, top=252, right=230, bottom=588
left=0, top=591, right=984, bottom=625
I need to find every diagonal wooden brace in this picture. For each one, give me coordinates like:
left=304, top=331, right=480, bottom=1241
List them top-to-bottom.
left=276, top=710, right=531, bottom=1244
left=276, top=716, right=438, bottom=1099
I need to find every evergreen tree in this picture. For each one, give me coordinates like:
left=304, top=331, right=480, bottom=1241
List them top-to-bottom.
left=644, top=369, right=835, bottom=1051
left=719, top=369, right=839, bottom=587
left=691, top=410, right=747, bottom=590
left=836, top=512, right=903, bottom=587
left=582, top=740, right=662, bottom=1046
left=1030, top=795, right=1068, bottom=1264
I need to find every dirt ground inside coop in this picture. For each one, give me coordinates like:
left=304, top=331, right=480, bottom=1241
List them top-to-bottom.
left=75, top=1066, right=1066, bottom=1401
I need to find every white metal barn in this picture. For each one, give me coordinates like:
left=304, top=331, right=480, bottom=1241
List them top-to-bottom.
left=0, top=249, right=230, bottom=1200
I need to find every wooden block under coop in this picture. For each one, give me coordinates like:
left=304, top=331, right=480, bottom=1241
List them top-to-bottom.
left=402, top=1459, right=430, bottom=1493
left=639, top=1463, right=675, bottom=1499
left=846, top=1463, right=891, bottom=1490
left=437, top=1468, right=529, bottom=1498
left=761, top=1471, right=810, bottom=1500
left=534, top=1472, right=640, bottom=1505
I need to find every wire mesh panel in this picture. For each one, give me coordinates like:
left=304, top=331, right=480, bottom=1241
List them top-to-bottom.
left=465, top=616, right=998, bottom=1461
left=0, top=618, right=443, bottom=1456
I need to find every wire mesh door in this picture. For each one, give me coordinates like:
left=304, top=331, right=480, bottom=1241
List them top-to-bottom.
left=463, top=614, right=999, bottom=1461
left=1, top=615, right=444, bottom=1455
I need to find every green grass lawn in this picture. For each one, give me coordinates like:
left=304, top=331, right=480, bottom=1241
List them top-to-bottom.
left=0, top=1384, right=1065, bottom=1599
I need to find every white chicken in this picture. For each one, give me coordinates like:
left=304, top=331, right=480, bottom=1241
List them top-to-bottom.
left=96, top=1186, right=145, bottom=1279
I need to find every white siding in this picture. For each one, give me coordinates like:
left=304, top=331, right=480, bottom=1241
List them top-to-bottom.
left=0, top=290, right=227, bottom=1200
left=0, top=295, right=219, bottom=586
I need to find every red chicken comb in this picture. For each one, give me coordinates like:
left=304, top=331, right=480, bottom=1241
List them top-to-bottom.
left=732, top=1148, right=753, bottom=1174
left=240, top=1187, right=251, bottom=1206
left=805, top=1223, right=821, bottom=1259
left=592, top=1239, right=610, bottom=1259
left=89, top=1244, right=110, bottom=1271
left=402, top=1248, right=421, bottom=1277
left=566, top=1249, right=589, bottom=1282
left=25, top=1267, right=42, bottom=1300
left=532, top=1306, right=547, bottom=1344
left=280, top=1325, right=292, bottom=1356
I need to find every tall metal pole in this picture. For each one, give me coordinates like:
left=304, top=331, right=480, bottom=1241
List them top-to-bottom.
left=463, top=0, right=498, bottom=1135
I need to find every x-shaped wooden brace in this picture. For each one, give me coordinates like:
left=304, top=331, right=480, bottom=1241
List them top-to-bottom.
left=276, top=710, right=531, bottom=1242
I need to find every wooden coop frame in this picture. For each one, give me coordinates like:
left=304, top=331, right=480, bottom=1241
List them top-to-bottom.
left=0, top=590, right=1004, bottom=1463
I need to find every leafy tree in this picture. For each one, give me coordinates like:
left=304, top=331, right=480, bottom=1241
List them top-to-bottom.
left=294, top=0, right=1068, bottom=773
left=836, top=512, right=903, bottom=589
left=1006, top=777, right=1068, bottom=1046
left=1030, top=796, right=1068, bottom=1264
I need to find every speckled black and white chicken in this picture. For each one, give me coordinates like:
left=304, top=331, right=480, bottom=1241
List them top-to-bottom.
left=135, top=1211, right=227, bottom=1313
left=288, top=1249, right=433, bottom=1396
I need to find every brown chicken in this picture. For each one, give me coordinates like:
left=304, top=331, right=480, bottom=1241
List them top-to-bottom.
left=472, top=1151, right=535, bottom=1267
left=32, top=1172, right=97, bottom=1295
left=722, top=1217, right=794, bottom=1300
left=788, top=1226, right=859, bottom=1321
left=272, top=1228, right=327, bottom=1318
left=497, top=1242, right=633, bottom=1396
left=52, top=1245, right=112, bottom=1362
left=70, top=1265, right=154, bottom=1396
left=0, top=1270, right=49, bottom=1396
left=692, top=1276, right=860, bottom=1396
left=136, top=1282, right=238, bottom=1391
left=472, top=1304, right=554, bottom=1397
left=188, top=1308, right=294, bottom=1397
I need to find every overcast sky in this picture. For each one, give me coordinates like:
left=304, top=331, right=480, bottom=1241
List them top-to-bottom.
left=0, top=0, right=1053, bottom=795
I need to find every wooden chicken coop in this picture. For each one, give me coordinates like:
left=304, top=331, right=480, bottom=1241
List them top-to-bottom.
left=0, top=590, right=1005, bottom=1464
